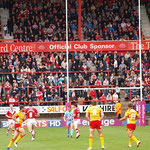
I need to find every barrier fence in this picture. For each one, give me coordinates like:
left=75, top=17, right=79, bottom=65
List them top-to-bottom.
left=0, top=39, right=18, bottom=43
left=0, top=84, right=145, bottom=102
left=0, top=98, right=149, bottom=106
left=0, top=99, right=117, bottom=105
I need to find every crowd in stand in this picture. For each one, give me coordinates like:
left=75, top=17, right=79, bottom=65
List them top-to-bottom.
left=0, top=0, right=149, bottom=106
left=1, top=0, right=139, bottom=41
left=2, top=0, right=78, bottom=42
left=82, top=0, right=139, bottom=40
left=146, top=1, right=150, bottom=22
left=0, top=17, right=3, bottom=39
left=0, top=49, right=149, bottom=106
left=69, top=49, right=150, bottom=103
left=0, top=52, right=67, bottom=106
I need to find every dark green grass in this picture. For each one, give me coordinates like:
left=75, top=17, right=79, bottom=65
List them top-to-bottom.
left=0, top=126, right=149, bottom=150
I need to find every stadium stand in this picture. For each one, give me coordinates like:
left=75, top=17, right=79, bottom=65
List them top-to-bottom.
left=0, top=0, right=149, bottom=107
left=1, top=0, right=139, bottom=41
left=1, top=0, right=79, bottom=42
left=82, top=0, right=139, bottom=40
left=146, top=2, right=150, bottom=21
left=0, top=16, right=3, bottom=39
left=0, top=49, right=149, bottom=106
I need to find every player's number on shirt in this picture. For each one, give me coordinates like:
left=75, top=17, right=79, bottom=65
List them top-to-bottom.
left=93, top=109, right=97, bottom=116
left=29, top=112, right=33, bottom=118
left=131, top=113, right=136, bottom=119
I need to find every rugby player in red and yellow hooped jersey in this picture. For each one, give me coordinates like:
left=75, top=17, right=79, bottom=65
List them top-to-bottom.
left=86, top=100, right=105, bottom=150
left=120, top=102, right=141, bottom=148
left=7, top=105, right=26, bottom=150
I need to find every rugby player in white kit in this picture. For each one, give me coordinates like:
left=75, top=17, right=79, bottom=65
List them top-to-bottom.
left=25, top=103, right=40, bottom=140
left=72, top=103, right=80, bottom=138
left=5, top=104, right=16, bottom=136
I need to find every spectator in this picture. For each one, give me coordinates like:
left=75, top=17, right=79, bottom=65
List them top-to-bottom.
left=3, top=25, right=7, bottom=36
left=0, top=48, right=149, bottom=106
left=114, top=58, right=118, bottom=76
left=103, top=78, right=109, bottom=95
left=0, top=82, right=3, bottom=99
left=112, top=92, right=118, bottom=103
left=99, top=93, right=106, bottom=104
left=106, top=93, right=112, bottom=104
left=9, top=95, right=15, bottom=103
left=114, top=101, right=122, bottom=119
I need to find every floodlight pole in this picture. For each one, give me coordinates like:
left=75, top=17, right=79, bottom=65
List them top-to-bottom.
left=65, top=0, right=69, bottom=103
left=138, top=0, right=143, bottom=101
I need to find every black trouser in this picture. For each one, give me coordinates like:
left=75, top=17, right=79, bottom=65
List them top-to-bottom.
left=114, top=68, right=118, bottom=76
left=118, top=114, right=121, bottom=119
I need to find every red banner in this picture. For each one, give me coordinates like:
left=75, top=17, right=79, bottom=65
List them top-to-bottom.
left=0, top=40, right=150, bottom=53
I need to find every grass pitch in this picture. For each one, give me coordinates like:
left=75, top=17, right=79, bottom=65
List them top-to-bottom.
left=0, top=126, right=149, bottom=150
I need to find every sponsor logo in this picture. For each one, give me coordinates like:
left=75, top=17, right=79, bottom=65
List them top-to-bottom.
left=1, top=41, right=150, bottom=53
left=118, top=43, right=127, bottom=49
left=49, top=44, right=72, bottom=50
left=90, top=44, right=115, bottom=50
left=38, top=45, right=45, bottom=50
left=138, top=101, right=146, bottom=126
left=0, top=105, right=115, bottom=115
left=82, top=105, right=115, bottom=112
left=41, top=106, right=47, bottom=113
left=47, top=106, right=66, bottom=113
left=0, top=107, right=18, bottom=114
left=62, top=119, right=122, bottom=127
left=102, top=119, right=116, bottom=126
left=22, top=120, right=48, bottom=128
left=48, top=120, right=62, bottom=127
left=80, top=120, right=89, bottom=126
left=1, top=121, right=9, bottom=128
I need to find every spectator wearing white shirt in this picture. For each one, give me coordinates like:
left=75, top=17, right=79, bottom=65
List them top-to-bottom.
left=121, top=20, right=126, bottom=28
left=61, top=58, right=67, bottom=70
left=87, top=58, right=92, bottom=68
left=114, top=58, right=118, bottom=76
left=47, top=73, right=54, bottom=82
left=103, top=78, right=109, bottom=95
left=115, top=86, right=120, bottom=98
left=112, top=92, right=119, bottom=103
left=9, top=95, right=15, bottom=103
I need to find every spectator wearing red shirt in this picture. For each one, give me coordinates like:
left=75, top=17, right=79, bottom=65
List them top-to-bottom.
left=82, top=62, right=88, bottom=71
left=4, top=81, right=12, bottom=97
left=36, top=89, right=43, bottom=103
left=89, top=90, right=97, bottom=99
left=99, top=93, right=106, bottom=104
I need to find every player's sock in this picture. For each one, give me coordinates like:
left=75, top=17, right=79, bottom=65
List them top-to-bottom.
left=7, top=128, right=9, bottom=134
left=7, top=128, right=9, bottom=136
left=75, top=128, right=79, bottom=134
left=12, top=129, right=14, bottom=135
left=71, top=129, right=73, bottom=136
left=30, top=130, right=35, bottom=137
left=67, top=130, right=70, bottom=137
left=16, top=134, right=23, bottom=143
left=131, top=135, right=138, bottom=143
left=100, top=136, right=104, bottom=147
left=89, top=137, right=93, bottom=148
left=129, top=138, right=132, bottom=145
left=8, top=139, right=15, bottom=147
